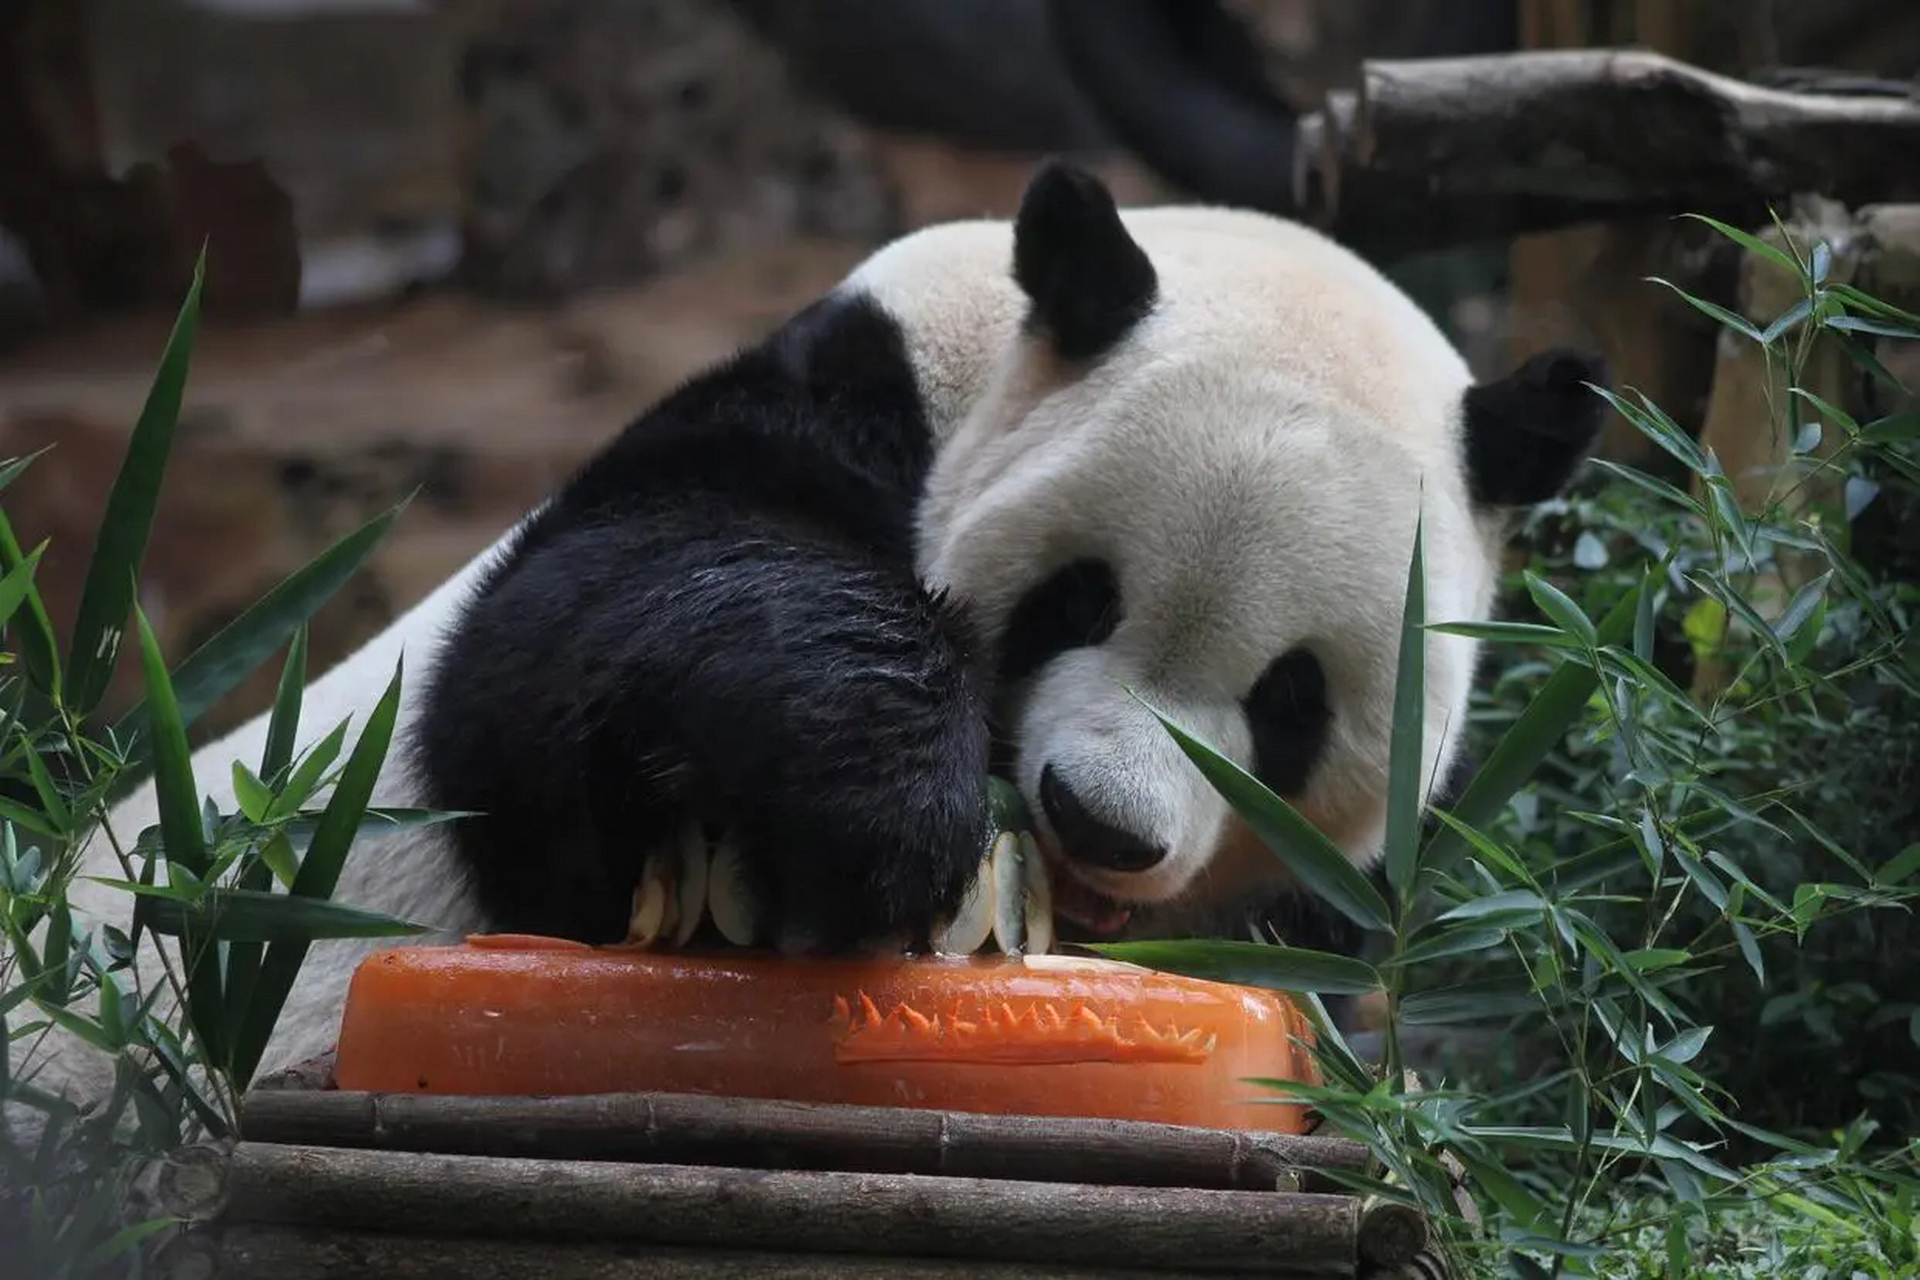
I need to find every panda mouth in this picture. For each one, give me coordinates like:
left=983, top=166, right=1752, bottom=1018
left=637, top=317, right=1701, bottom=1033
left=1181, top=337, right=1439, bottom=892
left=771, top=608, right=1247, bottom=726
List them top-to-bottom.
left=1039, top=850, right=1136, bottom=938
left=1050, top=873, right=1135, bottom=938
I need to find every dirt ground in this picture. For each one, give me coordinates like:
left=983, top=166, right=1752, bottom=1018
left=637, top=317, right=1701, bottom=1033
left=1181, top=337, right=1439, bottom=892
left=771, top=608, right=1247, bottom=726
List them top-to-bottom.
left=0, top=236, right=877, bottom=737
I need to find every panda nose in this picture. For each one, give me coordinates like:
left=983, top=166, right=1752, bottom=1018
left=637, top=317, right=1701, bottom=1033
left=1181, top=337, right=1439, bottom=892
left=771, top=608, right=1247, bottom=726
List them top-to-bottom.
left=1039, top=764, right=1165, bottom=872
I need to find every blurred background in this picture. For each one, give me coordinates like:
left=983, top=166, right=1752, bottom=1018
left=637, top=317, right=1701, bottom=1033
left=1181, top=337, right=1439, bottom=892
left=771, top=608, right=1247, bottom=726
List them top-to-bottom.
left=3, top=0, right=1918, bottom=738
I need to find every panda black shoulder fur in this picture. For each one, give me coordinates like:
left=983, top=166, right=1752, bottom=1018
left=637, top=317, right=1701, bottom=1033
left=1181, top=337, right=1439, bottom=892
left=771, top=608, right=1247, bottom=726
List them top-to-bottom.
left=53, top=161, right=1608, bottom=1094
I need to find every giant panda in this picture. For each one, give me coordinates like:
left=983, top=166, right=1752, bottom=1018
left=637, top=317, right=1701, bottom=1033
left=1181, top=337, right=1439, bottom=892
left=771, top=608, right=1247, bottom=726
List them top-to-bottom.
left=36, top=161, right=1606, bottom=1110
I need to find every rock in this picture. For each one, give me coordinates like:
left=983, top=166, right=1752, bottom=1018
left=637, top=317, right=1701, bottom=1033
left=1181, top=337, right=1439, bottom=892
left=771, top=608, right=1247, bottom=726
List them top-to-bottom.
left=89, top=0, right=471, bottom=312
left=457, top=0, right=897, bottom=298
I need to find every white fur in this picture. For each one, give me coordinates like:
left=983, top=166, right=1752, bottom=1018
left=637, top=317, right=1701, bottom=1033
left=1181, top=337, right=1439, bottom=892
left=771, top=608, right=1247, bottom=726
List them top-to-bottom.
left=22, top=200, right=1504, bottom=1122
left=859, top=207, right=1497, bottom=918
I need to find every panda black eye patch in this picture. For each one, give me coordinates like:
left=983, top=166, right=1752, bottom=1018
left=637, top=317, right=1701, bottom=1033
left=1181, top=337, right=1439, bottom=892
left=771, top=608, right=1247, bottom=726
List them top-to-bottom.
left=997, top=558, right=1122, bottom=682
left=1244, top=647, right=1331, bottom=798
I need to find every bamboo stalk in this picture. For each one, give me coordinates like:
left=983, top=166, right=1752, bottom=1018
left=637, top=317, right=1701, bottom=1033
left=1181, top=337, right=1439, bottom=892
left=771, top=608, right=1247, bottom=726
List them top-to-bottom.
left=238, top=1088, right=1370, bottom=1192
left=221, top=1142, right=1362, bottom=1276
left=199, top=1225, right=1287, bottom=1280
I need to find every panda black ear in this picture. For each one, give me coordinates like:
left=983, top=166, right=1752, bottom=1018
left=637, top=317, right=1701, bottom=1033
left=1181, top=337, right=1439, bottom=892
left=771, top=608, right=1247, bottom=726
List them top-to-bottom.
left=1012, top=159, right=1158, bottom=361
left=1461, top=348, right=1612, bottom=507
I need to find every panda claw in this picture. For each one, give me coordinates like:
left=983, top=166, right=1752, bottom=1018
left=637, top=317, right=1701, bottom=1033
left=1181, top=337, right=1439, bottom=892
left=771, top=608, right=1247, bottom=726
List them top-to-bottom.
left=672, top=819, right=710, bottom=948
left=707, top=833, right=759, bottom=947
left=626, top=844, right=675, bottom=948
left=931, top=847, right=997, bottom=955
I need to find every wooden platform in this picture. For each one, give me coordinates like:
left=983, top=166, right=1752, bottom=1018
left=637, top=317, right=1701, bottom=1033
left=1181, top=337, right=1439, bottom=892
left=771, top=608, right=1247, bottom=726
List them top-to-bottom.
left=151, top=1054, right=1448, bottom=1279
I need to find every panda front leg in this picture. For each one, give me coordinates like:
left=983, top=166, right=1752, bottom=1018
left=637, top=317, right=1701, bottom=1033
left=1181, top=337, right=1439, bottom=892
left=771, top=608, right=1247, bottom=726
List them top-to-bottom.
left=411, top=509, right=996, bottom=956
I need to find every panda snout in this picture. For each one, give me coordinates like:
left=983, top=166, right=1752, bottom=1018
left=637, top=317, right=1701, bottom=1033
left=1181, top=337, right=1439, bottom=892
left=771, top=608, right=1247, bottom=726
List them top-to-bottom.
left=1038, top=763, right=1166, bottom=872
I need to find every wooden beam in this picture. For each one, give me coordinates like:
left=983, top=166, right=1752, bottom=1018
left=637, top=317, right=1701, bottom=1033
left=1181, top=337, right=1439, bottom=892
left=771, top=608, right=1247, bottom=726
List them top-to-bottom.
left=1293, top=48, right=1920, bottom=258
left=238, top=1088, right=1372, bottom=1193
left=213, top=1142, right=1367, bottom=1276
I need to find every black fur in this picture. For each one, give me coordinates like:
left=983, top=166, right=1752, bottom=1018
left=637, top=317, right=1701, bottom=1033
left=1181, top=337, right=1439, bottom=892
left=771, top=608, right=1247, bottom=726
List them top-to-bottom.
left=1012, top=159, right=1159, bottom=360
left=411, top=292, right=993, bottom=952
left=1462, top=348, right=1611, bottom=507
left=997, top=557, right=1122, bottom=683
left=1245, top=647, right=1330, bottom=801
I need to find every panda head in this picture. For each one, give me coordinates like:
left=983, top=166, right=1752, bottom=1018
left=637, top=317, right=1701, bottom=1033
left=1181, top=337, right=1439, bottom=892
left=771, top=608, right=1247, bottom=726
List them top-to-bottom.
left=899, top=162, right=1610, bottom=939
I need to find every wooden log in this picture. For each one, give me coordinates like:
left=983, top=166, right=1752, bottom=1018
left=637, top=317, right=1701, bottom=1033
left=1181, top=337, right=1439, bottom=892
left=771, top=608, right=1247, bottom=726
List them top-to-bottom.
left=1294, top=48, right=1920, bottom=258
left=248, top=1050, right=335, bottom=1093
left=237, top=1088, right=1371, bottom=1192
left=220, top=1142, right=1362, bottom=1276
left=1355, top=1201, right=1429, bottom=1271
left=198, top=1225, right=1265, bottom=1280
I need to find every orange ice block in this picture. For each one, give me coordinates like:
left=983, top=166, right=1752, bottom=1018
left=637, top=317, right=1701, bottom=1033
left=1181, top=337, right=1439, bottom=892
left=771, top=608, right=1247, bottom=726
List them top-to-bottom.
left=331, top=935, right=1320, bottom=1133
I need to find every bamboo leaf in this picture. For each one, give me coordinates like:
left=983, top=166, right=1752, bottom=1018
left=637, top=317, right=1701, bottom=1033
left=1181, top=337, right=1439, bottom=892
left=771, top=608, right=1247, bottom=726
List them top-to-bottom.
left=1678, top=213, right=1804, bottom=280
left=67, top=254, right=204, bottom=715
left=1645, top=276, right=1763, bottom=343
left=1825, top=282, right=1920, bottom=328
left=1759, top=295, right=1814, bottom=345
left=1825, top=315, right=1920, bottom=341
left=1589, top=387, right=1708, bottom=476
left=1789, top=387, right=1859, bottom=435
left=1859, top=411, right=1920, bottom=446
left=0, top=446, right=52, bottom=496
left=1589, top=459, right=1706, bottom=517
left=111, top=500, right=405, bottom=774
left=0, top=511, right=61, bottom=696
left=1383, top=518, right=1426, bottom=910
left=0, top=540, right=48, bottom=633
left=1523, top=572, right=1597, bottom=647
left=1773, top=572, right=1832, bottom=647
left=1425, top=581, right=1643, bottom=867
left=131, top=598, right=224, bottom=1063
left=132, top=604, right=207, bottom=879
left=1425, top=621, right=1584, bottom=649
left=262, top=624, right=310, bottom=784
left=229, top=658, right=406, bottom=1089
left=1141, top=698, right=1391, bottom=933
left=266, top=719, right=351, bottom=821
left=22, top=746, right=72, bottom=834
left=231, top=761, right=274, bottom=825
left=0, top=795, right=60, bottom=839
left=1876, top=844, right=1920, bottom=887
left=1436, top=888, right=1550, bottom=925
left=139, top=889, right=429, bottom=943
left=41, top=902, right=72, bottom=1008
left=1384, top=924, right=1509, bottom=969
left=1091, top=939, right=1384, bottom=996
left=1401, top=977, right=1541, bottom=1025
left=30, top=1002, right=117, bottom=1054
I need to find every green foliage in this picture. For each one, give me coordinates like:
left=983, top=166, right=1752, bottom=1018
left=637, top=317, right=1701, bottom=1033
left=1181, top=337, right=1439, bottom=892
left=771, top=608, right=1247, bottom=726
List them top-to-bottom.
left=1117, top=212, right=1920, bottom=1276
left=0, top=256, right=441, bottom=1278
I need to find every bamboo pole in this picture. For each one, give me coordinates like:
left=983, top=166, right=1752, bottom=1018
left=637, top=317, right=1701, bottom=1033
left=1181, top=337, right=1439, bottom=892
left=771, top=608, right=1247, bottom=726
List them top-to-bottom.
left=238, top=1088, right=1371, bottom=1192
left=217, top=1142, right=1364, bottom=1276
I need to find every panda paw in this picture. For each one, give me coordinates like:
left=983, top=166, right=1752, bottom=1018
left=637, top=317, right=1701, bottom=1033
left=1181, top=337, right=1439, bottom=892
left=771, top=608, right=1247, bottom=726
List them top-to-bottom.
left=618, top=800, right=1057, bottom=958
